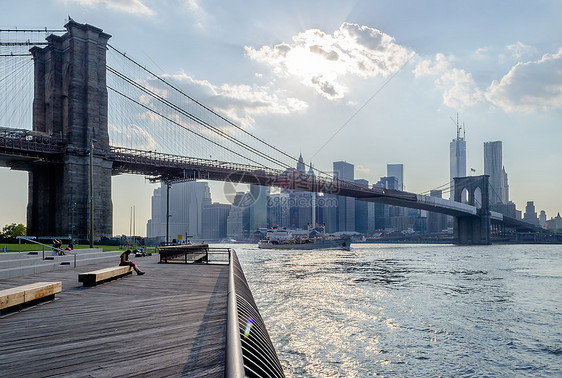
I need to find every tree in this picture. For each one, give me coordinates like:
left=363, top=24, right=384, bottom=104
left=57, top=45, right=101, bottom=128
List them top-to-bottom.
left=1, top=223, right=27, bottom=238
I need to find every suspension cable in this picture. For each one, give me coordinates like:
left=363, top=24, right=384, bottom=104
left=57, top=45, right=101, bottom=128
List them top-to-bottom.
left=107, top=45, right=311, bottom=168
left=107, top=65, right=293, bottom=171
left=107, top=85, right=273, bottom=168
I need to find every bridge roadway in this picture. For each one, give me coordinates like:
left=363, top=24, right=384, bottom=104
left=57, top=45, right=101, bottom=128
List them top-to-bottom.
left=0, top=127, right=512, bottom=222
left=111, top=146, right=482, bottom=218
left=0, top=254, right=229, bottom=376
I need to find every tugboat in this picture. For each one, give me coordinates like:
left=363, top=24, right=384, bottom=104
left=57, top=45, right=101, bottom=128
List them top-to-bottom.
left=258, top=224, right=351, bottom=250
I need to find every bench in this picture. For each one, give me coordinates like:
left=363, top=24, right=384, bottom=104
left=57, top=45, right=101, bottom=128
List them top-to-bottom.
left=78, top=266, right=133, bottom=286
left=0, top=282, right=62, bottom=313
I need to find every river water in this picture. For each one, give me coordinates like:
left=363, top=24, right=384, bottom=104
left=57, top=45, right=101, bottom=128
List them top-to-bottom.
left=234, top=243, right=562, bottom=377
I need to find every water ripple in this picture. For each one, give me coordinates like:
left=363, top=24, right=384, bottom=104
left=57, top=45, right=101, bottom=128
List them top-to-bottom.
left=236, top=243, right=562, bottom=377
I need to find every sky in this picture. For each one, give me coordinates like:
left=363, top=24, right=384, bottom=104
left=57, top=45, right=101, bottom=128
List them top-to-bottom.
left=1, top=0, right=561, bottom=236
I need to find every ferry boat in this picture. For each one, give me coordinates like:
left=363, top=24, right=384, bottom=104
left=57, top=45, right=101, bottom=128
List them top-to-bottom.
left=258, top=225, right=351, bottom=250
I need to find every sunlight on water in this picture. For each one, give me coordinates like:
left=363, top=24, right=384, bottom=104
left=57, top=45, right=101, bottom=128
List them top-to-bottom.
left=234, top=243, right=562, bottom=377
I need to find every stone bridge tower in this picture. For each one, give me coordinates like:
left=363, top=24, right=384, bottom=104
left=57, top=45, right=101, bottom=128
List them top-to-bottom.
left=27, top=20, right=113, bottom=241
left=453, top=175, right=491, bottom=245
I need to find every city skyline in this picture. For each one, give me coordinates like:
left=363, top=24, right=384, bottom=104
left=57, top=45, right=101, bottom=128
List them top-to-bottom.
left=1, top=1, right=561, bottom=236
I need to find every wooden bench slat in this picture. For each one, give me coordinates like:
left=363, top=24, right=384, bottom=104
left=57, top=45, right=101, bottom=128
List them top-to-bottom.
left=78, top=266, right=133, bottom=286
left=0, top=282, right=62, bottom=310
left=25, top=282, right=62, bottom=302
left=0, top=291, right=25, bottom=309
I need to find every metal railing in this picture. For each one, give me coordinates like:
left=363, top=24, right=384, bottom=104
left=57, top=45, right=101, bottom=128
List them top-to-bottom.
left=0, top=127, right=64, bottom=155
left=16, top=236, right=78, bottom=268
left=158, top=245, right=231, bottom=264
left=226, top=250, right=245, bottom=377
left=227, top=251, right=285, bottom=377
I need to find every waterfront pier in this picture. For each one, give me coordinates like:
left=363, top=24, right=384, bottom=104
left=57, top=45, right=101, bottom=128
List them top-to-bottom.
left=0, top=250, right=283, bottom=376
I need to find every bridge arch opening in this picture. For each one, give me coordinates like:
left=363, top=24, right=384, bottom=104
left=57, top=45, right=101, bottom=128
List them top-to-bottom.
left=474, top=187, right=482, bottom=209
left=461, top=188, right=469, bottom=204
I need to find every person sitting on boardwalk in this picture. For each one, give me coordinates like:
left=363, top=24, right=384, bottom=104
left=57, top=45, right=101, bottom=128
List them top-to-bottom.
left=120, top=250, right=145, bottom=275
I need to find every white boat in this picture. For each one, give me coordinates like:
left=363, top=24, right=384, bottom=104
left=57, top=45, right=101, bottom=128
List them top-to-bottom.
left=258, top=225, right=351, bottom=250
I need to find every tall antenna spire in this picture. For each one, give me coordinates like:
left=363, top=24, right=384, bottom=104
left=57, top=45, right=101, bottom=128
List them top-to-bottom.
left=450, top=112, right=464, bottom=141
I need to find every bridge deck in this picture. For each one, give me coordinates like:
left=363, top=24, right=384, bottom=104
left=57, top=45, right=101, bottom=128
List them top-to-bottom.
left=0, top=254, right=228, bottom=377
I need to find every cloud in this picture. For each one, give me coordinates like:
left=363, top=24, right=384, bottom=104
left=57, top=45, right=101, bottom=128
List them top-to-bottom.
left=63, top=0, right=155, bottom=16
left=183, top=0, right=201, bottom=12
left=245, top=22, right=413, bottom=100
left=497, top=41, right=537, bottom=64
left=505, top=41, right=534, bottom=60
left=485, top=48, right=562, bottom=112
left=413, top=53, right=450, bottom=77
left=414, top=54, right=482, bottom=108
left=438, top=68, right=483, bottom=109
left=160, top=71, right=308, bottom=128
left=108, top=123, right=157, bottom=150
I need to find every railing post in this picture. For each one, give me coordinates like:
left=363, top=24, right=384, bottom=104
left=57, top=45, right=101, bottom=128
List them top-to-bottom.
left=42, top=246, right=45, bottom=260
left=226, top=250, right=245, bottom=377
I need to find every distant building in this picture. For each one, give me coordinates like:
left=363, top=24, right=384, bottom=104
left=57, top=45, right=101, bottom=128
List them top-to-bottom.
left=450, top=117, right=466, bottom=200
left=484, top=141, right=509, bottom=205
left=281, top=153, right=315, bottom=229
left=333, top=161, right=355, bottom=232
left=387, top=164, right=404, bottom=191
left=387, top=164, right=415, bottom=231
left=373, top=177, right=399, bottom=230
left=354, top=179, right=374, bottom=234
left=146, top=181, right=211, bottom=241
left=249, top=184, right=268, bottom=232
left=146, top=186, right=163, bottom=238
left=427, top=190, right=447, bottom=234
left=227, top=192, right=252, bottom=240
left=267, top=192, right=290, bottom=228
left=492, top=201, right=517, bottom=219
left=523, top=201, right=540, bottom=226
left=202, top=203, right=231, bottom=241
left=539, top=210, right=547, bottom=228
left=546, top=213, right=562, bottom=232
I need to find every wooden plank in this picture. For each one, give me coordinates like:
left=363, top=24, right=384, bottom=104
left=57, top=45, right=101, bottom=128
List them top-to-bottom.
left=0, top=256, right=230, bottom=376
left=24, top=282, right=62, bottom=302
left=0, top=289, right=25, bottom=309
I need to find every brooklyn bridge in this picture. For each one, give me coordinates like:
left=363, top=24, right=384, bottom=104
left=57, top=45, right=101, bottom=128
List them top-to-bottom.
left=0, top=20, right=537, bottom=244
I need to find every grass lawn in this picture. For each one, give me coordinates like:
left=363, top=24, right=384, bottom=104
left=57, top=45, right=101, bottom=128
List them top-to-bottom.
left=0, top=243, right=124, bottom=253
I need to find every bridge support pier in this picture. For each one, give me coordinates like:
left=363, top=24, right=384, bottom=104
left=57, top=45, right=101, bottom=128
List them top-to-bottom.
left=27, top=20, right=113, bottom=241
left=453, top=175, right=491, bottom=245
left=454, top=213, right=491, bottom=245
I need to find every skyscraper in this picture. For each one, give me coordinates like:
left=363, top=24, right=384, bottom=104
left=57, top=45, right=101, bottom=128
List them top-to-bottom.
left=450, top=117, right=466, bottom=199
left=484, top=141, right=509, bottom=205
left=284, top=153, right=314, bottom=228
left=333, top=161, right=355, bottom=232
left=387, top=163, right=405, bottom=222
left=387, top=164, right=404, bottom=191
left=354, top=179, right=374, bottom=234
left=146, top=181, right=211, bottom=241
left=249, top=184, right=269, bottom=231
left=427, top=190, right=447, bottom=234
left=226, top=192, right=252, bottom=240
left=523, top=201, right=539, bottom=226
left=202, top=203, right=231, bottom=241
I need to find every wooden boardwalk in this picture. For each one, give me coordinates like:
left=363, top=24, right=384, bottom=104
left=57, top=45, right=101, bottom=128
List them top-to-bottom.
left=0, top=254, right=229, bottom=377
